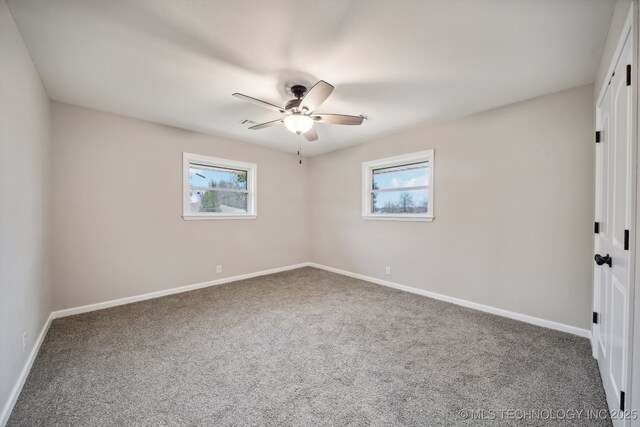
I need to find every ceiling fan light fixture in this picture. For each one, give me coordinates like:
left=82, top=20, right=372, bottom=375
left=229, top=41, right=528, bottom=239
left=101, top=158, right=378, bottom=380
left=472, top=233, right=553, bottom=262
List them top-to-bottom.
left=234, top=80, right=365, bottom=142
left=284, top=114, right=313, bottom=134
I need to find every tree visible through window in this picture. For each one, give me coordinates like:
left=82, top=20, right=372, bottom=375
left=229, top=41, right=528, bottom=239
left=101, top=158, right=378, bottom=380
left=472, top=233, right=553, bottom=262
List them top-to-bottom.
left=362, top=150, right=434, bottom=221
left=183, top=153, right=256, bottom=219
left=371, top=162, right=429, bottom=214
left=189, top=165, right=248, bottom=213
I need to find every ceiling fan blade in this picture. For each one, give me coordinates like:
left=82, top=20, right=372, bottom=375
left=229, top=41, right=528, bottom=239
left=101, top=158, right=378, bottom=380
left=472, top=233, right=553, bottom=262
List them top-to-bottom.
left=299, top=80, right=334, bottom=113
left=233, top=93, right=285, bottom=113
left=312, top=113, right=364, bottom=125
left=248, top=119, right=284, bottom=130
left=303, top=127, right=318, bottom=141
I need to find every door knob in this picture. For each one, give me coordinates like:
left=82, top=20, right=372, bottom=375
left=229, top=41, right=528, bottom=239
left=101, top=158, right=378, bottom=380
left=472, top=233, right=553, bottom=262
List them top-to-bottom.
left=594, top=253, right=612, bottom=267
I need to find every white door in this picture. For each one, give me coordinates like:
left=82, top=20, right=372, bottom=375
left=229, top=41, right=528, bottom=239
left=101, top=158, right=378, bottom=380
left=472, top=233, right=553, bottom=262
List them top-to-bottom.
left=593, top=30, right=634, bottom=425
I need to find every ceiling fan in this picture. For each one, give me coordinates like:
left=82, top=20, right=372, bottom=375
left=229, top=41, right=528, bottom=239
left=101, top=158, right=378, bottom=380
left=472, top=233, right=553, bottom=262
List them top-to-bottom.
left=232, top=80, right=365, bottom=141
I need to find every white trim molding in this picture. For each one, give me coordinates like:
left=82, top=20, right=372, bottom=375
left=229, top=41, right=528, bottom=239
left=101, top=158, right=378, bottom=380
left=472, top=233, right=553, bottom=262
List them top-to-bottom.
left=362, top=149, right=434, bottom=222
left=182, top=152, right=257, bottom=220
left=2, top=261, right=592, bottom=426
left=50, top=262, right=590, bottom=337
left=308, top=262, right=591, bottom=338
left=2, top=263, right=307, bottom=425
left=51, top=263, right=308, bottom=319
left=0, top=313, right=53, bottom=427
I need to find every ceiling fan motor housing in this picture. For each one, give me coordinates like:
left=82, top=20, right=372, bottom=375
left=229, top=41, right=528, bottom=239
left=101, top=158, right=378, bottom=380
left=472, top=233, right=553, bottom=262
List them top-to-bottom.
left=233, top=79, right=364, bottom=143
left=290, top=84, right=307, bottom=99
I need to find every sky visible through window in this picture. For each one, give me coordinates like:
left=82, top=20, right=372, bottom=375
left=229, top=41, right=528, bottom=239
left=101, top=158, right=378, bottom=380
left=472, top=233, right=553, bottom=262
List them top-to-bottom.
left=188, top=164, right=248, bottom=213
left=189, top=165, right=246, bottom=189
left=372, top=165, right=429, bottom=212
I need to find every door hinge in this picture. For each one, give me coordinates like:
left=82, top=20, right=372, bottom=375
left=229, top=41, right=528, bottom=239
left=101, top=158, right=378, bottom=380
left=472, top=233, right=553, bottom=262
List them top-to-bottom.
left=626, top=64, right=631, bottom=86
left=595, top=131, right=601, bottom=143
left=595, top=222, right=600, bottom=234
left=624, top=229, right=629, bottom=250
left=593, top=312, right=598, bottom=324
left=620, top=391, right=625, bottom=410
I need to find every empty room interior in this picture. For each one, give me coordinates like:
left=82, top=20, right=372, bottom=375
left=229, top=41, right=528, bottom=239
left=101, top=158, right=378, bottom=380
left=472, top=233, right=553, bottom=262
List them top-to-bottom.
left=3, top=0, right=640, bottom=425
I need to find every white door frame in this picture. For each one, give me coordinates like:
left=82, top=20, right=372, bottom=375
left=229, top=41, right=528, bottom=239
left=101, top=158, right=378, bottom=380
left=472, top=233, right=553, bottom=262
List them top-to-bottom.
left=632, top=1, right=640, bottom=422
left=593, top=2, right=638, bottom=422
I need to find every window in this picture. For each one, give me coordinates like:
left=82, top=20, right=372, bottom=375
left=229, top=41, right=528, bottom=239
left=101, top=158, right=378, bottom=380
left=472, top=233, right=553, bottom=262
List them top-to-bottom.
left=362, top=150, right=434, bottom=221
left=183, top=153, right=257, bottom=220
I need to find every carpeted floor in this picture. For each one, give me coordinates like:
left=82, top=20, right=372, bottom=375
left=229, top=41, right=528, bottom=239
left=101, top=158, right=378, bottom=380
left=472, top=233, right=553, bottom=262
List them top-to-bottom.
left=9, top=267, right=610, bottom=426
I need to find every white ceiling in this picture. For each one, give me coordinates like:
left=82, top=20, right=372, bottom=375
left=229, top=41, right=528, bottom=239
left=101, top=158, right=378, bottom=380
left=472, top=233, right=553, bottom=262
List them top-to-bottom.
left=8, top=0, right=614, bottom=156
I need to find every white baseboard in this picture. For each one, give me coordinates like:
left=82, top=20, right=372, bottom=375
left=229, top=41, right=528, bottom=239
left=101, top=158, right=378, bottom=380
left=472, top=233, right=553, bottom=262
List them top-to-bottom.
left=2, top=261, right=590, bottom=426
left=52, top=262, right=311, bottom=319
left=308, top=262, right=591, bottom=339
left=2, top=263, right=310, bottom=425
left=0, top=312, right=53, bottom=427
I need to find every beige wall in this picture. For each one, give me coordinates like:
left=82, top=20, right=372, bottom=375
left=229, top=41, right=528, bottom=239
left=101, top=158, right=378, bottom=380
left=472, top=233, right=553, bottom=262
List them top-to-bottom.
left=0, top=0, right=52, bottom=420
left=52, top=85, right=595, bottom=331
left=309, top=85, right=594, bottom=330
left=51, top=103, right=310, bottom=310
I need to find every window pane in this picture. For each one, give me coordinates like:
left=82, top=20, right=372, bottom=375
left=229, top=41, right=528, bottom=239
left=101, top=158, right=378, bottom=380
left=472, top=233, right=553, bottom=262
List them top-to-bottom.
left=372, top=162, right=428, bottom=190
left=189, top=163, right=247, bottom=190
left=371, top=189, right=428, bottom=214
left=190, top=190, right=248, bottom=214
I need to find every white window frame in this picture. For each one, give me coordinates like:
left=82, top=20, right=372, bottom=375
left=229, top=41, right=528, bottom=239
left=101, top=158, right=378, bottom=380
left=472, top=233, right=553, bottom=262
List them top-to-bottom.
left=362, top=149, right=434, bottom=222
left=183, top=152, right=257, bottom=220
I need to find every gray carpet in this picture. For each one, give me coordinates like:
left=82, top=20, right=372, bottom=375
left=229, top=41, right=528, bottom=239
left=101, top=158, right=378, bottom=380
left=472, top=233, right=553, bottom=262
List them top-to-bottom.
left=9, top=267, right=609, bottom=426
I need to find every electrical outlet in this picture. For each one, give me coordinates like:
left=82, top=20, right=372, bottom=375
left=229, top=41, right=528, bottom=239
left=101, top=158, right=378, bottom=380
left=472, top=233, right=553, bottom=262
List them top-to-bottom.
left=216, top=265, right=222, bottom=274
left=385, top=266, right=391, bottom=275
left=22, top=332, right=26, bottom=353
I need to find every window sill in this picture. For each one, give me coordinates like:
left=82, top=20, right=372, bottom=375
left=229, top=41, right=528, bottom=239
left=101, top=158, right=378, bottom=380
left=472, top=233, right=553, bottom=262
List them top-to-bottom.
left=183, top=215, right=257, bottom=221
left=362, top=215, right=434, bottom=222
